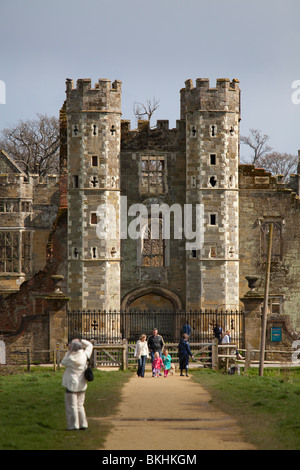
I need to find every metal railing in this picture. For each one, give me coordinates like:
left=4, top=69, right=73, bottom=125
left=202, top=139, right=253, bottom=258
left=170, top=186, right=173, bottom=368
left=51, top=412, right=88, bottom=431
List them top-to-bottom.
left=67, top=309, right=244, bottom=347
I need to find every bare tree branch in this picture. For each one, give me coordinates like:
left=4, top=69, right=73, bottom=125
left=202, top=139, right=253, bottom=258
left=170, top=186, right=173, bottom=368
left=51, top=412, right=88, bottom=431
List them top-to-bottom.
left=133, top=97, right=160, bottom=125
left=0, top=114, right=60, bottom=176
left=241, top=128, right=272, bottom=164
left=256, top=152, right=298, bottom=182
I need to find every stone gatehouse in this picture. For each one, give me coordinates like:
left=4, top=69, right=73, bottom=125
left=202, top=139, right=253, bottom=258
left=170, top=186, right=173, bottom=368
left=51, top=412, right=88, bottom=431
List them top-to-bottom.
left=1, top=76, right=300, bottom=355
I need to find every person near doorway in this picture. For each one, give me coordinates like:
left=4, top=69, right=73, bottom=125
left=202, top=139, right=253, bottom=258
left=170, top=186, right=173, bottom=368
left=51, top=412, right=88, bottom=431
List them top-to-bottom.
left=182, top=320, right=191, bottom=337
left=213, top=323, right=223, bottom=344
left=148, top=328, right=165, bottom=376
left=178, top=333, right=194, bottom=377
left=134, top=334, right=149, bottom=378
left=61, top=338, right=93, bottom=431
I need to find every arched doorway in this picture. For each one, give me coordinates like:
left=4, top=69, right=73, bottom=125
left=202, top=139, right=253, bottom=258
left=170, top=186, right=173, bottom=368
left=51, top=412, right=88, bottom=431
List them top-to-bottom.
left=121, top=286, right=182, bottom=312
left=121, top=287, right=183, bottom=341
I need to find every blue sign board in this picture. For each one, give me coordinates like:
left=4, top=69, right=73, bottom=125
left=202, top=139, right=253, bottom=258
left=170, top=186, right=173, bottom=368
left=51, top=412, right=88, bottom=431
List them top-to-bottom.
left=271, top=327, right=282, bottom=342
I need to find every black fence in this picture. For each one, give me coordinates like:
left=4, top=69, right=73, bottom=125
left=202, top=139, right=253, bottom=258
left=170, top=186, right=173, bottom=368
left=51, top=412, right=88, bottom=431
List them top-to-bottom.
left=67, top=309, right=244, bottom=347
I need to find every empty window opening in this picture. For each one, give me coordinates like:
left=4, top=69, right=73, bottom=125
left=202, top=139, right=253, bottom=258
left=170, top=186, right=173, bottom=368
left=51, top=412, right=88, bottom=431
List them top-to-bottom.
left=210, top=125, right=216, bottom=137
left=210, top=154, right=216, bottom=165
left=140, top=155, right=165, bottom=195
left=92, top=156, right=98, bottom=167
left=73, top=175, right=79, bottom=188
left=91, top=176, right=98, bottom=188
left=210, top=176, right=217, bottom=187
left=90, top=213, right=97, bottom=225
left=210, top=214, right=217, bottom=226
left=92, top=247, right=97, bottom=258
left=192, top=249, right=197, bottom=258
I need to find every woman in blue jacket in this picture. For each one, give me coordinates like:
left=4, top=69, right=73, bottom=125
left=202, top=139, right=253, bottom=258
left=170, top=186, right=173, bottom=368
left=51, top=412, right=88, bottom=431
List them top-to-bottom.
left=178, top=333, right=194, bottom=377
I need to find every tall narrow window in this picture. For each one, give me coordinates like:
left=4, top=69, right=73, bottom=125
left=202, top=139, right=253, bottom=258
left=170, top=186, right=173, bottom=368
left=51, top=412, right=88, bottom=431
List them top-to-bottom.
left=210, top=154, right=216, bottom=165
left=92, top=155, right=98, bottom=167
left=140, top=155, right=165, bottom=195
left=73, top=175, right=79, bottom=188
left=90, top=212, right=97, bottom=225
left=209, top=214, right=217, bottom=226
left=142, top=218, right=164, bottom=267
left=0, top=232, right=20, bottom=273
left=21, top=232, right=31, bottom=273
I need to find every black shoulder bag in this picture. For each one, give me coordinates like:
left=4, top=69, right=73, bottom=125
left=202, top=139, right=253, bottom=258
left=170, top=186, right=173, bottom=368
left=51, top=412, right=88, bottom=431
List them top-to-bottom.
left=84, top=358, right=94, bottom=382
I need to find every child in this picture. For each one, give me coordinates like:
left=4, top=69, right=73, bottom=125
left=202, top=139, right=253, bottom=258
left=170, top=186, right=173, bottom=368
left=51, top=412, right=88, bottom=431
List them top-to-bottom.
left=162, top=349, right=172, bottom=378
left=152, top=351, right=164, bottom=377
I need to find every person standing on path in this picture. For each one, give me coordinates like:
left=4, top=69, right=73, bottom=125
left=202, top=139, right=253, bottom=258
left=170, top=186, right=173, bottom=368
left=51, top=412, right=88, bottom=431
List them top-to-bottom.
left=148, top=328, right=165, bottom=377
left=178, top=333, right=194, bottom=377
left=134, top=334, right=149, bottom=378
left=61, top=338, right=93, bottom=431
left=162, top=349, right=172, bottom=377
left=152, top=352, right=164, bottom=377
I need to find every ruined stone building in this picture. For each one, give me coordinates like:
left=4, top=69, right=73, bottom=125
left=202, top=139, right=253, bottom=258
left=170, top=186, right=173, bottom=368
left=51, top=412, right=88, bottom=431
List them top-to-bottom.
left=1, top=76, right=300, bottom=354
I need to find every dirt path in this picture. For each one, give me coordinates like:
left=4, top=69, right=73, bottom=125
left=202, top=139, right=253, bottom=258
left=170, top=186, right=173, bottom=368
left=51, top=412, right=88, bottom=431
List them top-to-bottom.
left=100, top=370, right=256, bottom=451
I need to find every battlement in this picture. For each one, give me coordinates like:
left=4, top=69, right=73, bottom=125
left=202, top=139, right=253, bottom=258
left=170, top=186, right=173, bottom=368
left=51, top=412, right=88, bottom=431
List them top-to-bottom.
left=180, top=77, right=240, bottom=118
left=65, top=78, right=122, bottom=113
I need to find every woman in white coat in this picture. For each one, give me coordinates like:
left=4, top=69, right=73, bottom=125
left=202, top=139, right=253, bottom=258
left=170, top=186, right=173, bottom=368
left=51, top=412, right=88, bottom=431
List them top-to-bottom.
left=134, top=334, right=149, bottom=378
left=61, top=338, right=93, bottom=430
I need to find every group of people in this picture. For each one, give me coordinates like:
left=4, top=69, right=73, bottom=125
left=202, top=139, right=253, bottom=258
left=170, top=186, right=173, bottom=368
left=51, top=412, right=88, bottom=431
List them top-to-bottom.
left=60, top=323, right=239, bottom=431
left=134, top=328, right=194, bottom=378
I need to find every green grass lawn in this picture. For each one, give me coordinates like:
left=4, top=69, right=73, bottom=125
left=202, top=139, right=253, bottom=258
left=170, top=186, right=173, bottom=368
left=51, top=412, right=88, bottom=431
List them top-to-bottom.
left=1, top=366, right=300, bottom=450
left=0, top=367, right=131, bottom=450
left=191, top=368, right=300, bottom=450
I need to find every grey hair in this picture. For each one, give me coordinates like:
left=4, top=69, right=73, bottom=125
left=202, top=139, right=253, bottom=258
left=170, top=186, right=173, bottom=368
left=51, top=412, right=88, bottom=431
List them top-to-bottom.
left=69, top=340, right=83, bottom=353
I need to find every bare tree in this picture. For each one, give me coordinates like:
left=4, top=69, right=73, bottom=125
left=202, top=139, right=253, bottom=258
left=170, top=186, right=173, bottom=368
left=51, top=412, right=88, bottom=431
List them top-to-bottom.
left=133, top=97, right=160, bottom=125
left=0, top=114, right=60, bottom=176
left=241, top=128, right=272, bottom=165
left=256, top=152, right=298, bottom=181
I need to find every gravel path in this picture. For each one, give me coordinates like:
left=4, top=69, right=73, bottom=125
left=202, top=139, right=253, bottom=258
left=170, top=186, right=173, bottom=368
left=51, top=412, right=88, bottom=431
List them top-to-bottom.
left=101, top=370, right=256, bottom=451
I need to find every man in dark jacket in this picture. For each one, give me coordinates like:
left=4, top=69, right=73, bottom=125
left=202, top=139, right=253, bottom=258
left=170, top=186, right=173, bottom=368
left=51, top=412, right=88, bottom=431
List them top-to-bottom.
left=148, top=328, right=165, bottom=376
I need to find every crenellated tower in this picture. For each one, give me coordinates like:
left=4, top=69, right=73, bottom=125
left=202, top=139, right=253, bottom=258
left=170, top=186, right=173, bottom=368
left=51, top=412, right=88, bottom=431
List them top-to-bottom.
left=66, top=78, right=122, bottom=311
left=181, top=78, right=241, bottom=310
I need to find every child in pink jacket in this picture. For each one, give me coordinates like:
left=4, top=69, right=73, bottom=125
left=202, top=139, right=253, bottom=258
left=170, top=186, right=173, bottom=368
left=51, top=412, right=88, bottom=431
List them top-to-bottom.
left=152, top=351, right=164, bottom=377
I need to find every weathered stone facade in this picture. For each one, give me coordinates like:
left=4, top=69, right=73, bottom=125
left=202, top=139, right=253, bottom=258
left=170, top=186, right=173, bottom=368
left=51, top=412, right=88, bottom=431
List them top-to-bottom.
left=1, top=76, right=300, bottom=358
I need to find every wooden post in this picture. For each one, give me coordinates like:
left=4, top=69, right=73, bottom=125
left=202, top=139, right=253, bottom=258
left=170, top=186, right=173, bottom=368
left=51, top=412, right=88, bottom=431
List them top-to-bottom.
left=259, top=223, right=273, bottom=377
left=211, top=338, right=218, bottom=370
left=122, top=339, right=128, bottom=370
left=56, top=343, right=60, bottom=370
left=244, top=343, right=252, bottom=373
left=27, top=348, right=31, bottom=373
left=53, top=349, right=56, bottom=371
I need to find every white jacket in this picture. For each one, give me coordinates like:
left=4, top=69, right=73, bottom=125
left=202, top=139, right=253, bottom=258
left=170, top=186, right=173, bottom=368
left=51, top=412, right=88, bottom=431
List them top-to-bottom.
left=61, top=339, right=93, bottom=392
left=134, top=340, right=149, bottom=359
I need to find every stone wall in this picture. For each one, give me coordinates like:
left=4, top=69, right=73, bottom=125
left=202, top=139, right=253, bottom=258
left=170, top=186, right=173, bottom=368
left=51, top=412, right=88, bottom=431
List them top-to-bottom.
left=239, top=164, right=300, bottom=330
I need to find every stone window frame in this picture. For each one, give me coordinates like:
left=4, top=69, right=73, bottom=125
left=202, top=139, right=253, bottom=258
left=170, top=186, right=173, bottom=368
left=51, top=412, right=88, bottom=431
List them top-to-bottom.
left=139, top=154, right=167, bottom=196
left=210, top=154, right=217, bottom=166
left=0, top=199, right=19, bottom=213
left=90, top=212, right=98, bottom=226
left=208, top=213, right=218, bottom=226
left=136, top=214, right=170, bottom=269
left=141, top=217, right=165, bottom=268
left=0, top=230, right=31, bottom=274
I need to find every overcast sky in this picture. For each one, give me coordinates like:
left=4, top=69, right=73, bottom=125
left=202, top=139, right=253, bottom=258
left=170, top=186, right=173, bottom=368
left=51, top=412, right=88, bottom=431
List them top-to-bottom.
left=0, top=0, right=299, bottom=161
